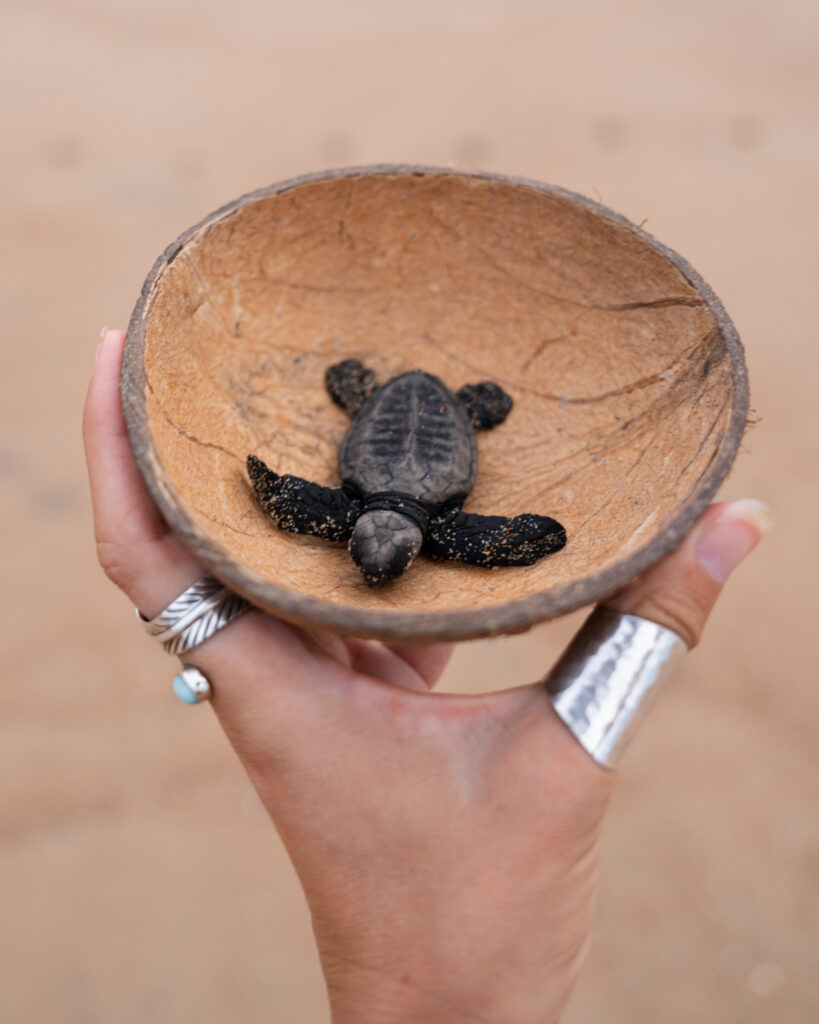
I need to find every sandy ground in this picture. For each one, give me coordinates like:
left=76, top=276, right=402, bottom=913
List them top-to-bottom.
left=1, top=1, right=818, bottom=1021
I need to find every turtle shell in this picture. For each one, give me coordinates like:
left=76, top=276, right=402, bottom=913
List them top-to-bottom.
left=338, top=371, right=478, bottom=506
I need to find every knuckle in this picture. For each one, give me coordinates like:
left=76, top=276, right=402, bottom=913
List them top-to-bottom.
left=82, top=388, right=104, bottom=439
left=96, top=540, right=134, bottom=592
left=636, top=588, right=705, bottom=648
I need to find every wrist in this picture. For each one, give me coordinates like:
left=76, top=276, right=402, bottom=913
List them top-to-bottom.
left=323, top=950, right=572, bottom=1024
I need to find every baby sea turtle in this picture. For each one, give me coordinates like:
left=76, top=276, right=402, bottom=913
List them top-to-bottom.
left=247, top=359, right=566, bottom=586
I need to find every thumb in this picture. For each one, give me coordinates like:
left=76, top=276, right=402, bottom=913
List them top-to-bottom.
left=606, top=499, right=773, bottom=648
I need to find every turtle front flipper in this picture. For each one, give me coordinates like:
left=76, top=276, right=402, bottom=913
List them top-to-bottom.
left=325, top=359, right=379, bottom=417
left=456, top=381, right=513, bottom=430
left=247, top=455, right=361, bottom=541
left=424, top=507, right=566, bottom=567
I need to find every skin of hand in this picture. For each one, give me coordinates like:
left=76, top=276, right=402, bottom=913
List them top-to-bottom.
left=84, top=330, right=770, bottom=1024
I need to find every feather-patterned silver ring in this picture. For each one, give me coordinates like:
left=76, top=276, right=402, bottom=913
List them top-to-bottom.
left=136, top=577, right=251, bottom=659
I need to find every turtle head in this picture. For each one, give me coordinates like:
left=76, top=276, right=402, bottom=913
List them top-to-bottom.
left=349, top=510, right=423, bottom=586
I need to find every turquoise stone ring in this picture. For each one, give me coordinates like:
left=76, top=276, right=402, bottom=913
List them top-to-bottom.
left=172, top=666, right=212, bottom=704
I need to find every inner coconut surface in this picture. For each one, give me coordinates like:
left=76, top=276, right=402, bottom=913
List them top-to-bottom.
left=142, top=172, right=732, bottom=613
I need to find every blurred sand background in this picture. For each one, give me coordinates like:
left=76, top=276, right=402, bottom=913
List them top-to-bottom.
left=1, top=1, right=818, bottom=1021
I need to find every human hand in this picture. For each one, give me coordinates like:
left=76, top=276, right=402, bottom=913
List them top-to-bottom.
left=84, top=329, right=770, bottom=1024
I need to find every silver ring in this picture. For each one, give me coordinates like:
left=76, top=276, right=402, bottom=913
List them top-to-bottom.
left=137, top=577, right=250, bottom=657
left=138, top=577, right=224, bottom=637
left=544, top=607, right=687, bottom=769
left=172, top=666, right=212, bottom=704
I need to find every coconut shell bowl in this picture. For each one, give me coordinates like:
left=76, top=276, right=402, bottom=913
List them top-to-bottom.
left=122, top=165, right=748, bottom=642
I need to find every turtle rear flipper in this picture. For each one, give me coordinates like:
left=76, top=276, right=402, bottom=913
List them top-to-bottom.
left=325, top=359, right=379, bottom=417
left=456, top=381, right=513, bottom=430
left=247, top=455, right=361, bottom=541
left=424, top=507, right=566, bottom=567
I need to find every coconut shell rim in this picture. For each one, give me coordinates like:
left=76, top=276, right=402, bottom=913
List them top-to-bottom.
left=121, top=164, right=749, bottom=642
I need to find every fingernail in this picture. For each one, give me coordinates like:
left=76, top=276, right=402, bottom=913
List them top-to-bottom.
left=95, top=327, right=109, bottom=366
left=696, top=499, right=773, bottom=583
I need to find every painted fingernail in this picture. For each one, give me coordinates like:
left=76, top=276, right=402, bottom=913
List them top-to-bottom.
left=95, top=327, right=109, bottom=366
left=696, top=499, right=773, bottom=583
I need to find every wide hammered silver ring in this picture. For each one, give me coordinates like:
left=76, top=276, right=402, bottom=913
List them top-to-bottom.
left=137, top=576, right=250, bottom=657
left=545, top=607, right=688, bottom=769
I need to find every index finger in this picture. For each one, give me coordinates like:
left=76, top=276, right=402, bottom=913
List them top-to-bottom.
left=83, top=328, right=204, bottom=615
left=83, top=329, right=168, bottom=546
